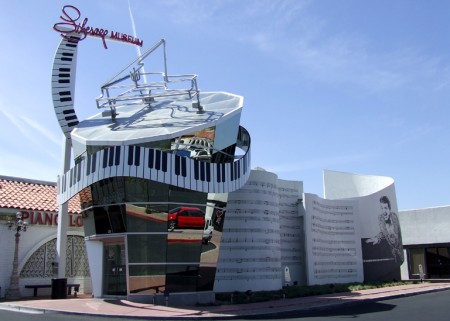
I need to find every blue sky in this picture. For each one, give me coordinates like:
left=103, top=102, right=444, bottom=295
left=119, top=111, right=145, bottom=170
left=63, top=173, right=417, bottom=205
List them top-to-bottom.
left=0, top=0, right=449, bottom=210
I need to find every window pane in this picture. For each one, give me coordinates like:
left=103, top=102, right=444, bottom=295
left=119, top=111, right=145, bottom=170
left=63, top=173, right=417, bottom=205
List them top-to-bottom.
left=126, top=204, right=168, bottom=232
left=128, top=235, right=167, bottom=263
left=409, top=248, right=425, bottom=275
left=129, top=265, right=166, bottom=294
left=166, top=265, right=199, bottom=293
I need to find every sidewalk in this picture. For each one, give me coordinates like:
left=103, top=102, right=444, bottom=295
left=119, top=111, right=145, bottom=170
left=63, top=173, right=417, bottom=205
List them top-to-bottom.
left=1, top=282, right=450, bottom=319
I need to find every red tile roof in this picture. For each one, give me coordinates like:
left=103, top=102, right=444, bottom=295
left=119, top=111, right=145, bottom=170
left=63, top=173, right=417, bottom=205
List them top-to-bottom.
left=0, top=175, right=81, bottom=214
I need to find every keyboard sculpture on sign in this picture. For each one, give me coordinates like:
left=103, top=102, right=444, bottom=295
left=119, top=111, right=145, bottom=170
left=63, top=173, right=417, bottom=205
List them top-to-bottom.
left=51, top=34, right=251, bottom=203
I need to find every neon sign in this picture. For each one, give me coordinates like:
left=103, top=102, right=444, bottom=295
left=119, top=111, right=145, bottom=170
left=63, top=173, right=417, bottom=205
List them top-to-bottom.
left=53, top=5, right=143, bottom=49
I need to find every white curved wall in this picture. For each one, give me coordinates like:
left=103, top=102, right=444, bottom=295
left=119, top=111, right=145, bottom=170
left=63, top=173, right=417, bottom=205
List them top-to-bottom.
left=214, top=169, right=304, bottom=292
left=322, top=169, right=403, bottom=282
left=323, top=170, right=394, bottom=199
left=278, top=179, right=305, bottom=286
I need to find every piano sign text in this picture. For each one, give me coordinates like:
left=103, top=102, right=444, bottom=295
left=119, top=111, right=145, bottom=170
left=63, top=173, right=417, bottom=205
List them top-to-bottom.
left=53, top=5, right=143, bottom=49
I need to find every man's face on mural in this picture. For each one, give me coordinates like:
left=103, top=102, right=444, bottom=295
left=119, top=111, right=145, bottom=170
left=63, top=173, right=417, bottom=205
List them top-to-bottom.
left=380, top=202, right=390, bottom=221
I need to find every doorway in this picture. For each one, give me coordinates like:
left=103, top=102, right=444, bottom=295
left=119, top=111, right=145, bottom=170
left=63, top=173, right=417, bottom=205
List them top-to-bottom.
left=103, top=241, right=127, bottom=296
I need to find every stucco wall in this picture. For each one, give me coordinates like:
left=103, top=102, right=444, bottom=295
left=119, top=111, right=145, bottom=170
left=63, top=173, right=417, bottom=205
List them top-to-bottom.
left=399, top=206, right=450, bottom=246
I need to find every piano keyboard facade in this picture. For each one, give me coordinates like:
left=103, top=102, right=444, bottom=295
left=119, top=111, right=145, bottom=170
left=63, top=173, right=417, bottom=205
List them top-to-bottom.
left=51, top=32, right=81, bottom=140
left=58, top=126, right=251, bottom=203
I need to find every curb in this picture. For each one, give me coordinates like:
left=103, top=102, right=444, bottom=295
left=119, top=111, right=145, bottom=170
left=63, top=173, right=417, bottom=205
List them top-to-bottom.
left=1, top=286, right=449, bottom=320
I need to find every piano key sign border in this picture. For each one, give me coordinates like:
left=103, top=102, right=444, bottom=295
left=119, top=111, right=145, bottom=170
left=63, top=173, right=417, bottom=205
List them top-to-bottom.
left=51, top=4, right=252, bottom=203
left=53, top=5, right=144, bottom=49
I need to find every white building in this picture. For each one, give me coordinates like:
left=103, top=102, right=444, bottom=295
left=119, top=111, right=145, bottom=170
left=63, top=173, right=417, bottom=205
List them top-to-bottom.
left=0, top=175, right=91, bottom=299
left=399, top=206, right=450, bottom=280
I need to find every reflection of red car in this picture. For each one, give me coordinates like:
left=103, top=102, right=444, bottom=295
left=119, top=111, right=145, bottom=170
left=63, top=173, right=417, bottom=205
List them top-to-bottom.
left=168, top=207, right=205, bottom=231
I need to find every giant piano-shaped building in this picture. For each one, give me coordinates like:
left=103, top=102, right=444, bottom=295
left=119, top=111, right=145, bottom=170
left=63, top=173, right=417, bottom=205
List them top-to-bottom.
left=52, top=36, right=251, bottom=304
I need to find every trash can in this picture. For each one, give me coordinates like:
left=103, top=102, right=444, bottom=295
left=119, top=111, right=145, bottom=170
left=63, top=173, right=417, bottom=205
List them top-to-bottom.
left=51, top=278, right=67, bottom=299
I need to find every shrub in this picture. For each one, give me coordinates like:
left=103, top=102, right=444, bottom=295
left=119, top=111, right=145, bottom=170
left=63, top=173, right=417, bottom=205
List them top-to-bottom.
left=215, top=281, right=416, bottom=305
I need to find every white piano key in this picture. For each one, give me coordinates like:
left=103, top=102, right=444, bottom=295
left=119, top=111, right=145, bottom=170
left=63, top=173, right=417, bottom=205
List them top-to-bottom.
left=117, top=145, right=125, bottom=177
left=122, top=146, right=132, bottom=177
left=137, top=146, right=145, bottom=179
left=109, top=147, right=117, bottom=178
left=143, top=148, right=151, bottom=180
left=93, top=149, right=102, bottom=184
left=163, top=152, right=171, bottom=185
left=170, top=153, right=179, bottom=187
left=85, top=154, right=93, bottom=187
left=183, top=156, right=190, bottom=190
left=188, top=157, right=196, bottom=191
left=75, top=161, right=85, bottom=193
left=207, top=162, right=215, bottom=192
left=224, top=163, right=231, bottom=192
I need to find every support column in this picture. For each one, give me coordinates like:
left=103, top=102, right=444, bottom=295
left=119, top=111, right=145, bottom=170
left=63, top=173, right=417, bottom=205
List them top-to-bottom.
left=56, top=137, right=71, bottom=278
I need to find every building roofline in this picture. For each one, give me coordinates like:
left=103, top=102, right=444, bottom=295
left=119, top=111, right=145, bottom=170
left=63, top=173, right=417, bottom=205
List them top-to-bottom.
left=0, top=175, right=56, bottom=186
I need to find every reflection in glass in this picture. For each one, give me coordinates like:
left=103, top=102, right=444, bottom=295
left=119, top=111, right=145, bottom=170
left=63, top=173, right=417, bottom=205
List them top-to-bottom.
left=83, top=173, right=232, bottom=296
left=91, top=178, right=125, bottom=205
left=78, top=187, right=93, bottom=209
left=108, top=204, right=126, bottom=233
left=126, top=204, right=168, bottom=232
left=94, top=206, right=111, bottom=234
left=167, top=207, right=206, bottom=231
left=82, top=209, right=96, bottom=237
left=167, top=232, right=202, bottom=263
left=128, top=234, right=167, bottom=263
left=166, top=264, right=199, bottom=293
left=197, top=264, right=217, bottom=291
left=129, top=265, right=166, bottom=294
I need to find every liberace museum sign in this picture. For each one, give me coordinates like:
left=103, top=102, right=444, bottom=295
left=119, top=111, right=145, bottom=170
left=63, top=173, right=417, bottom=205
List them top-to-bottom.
left=53, top=5, right=144, bottom=49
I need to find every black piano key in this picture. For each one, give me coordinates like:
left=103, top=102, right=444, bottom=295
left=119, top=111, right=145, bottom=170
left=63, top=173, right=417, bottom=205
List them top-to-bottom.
left=58, top=73, right=70, bottom=78
left=59, top=96, right=72, bottom=102
left=63, top=109, right=75, bottom=115
left=65, top=115, right=77, bottom=121
left=67, top=121, right=79, bottom=127
left=115, top=146, right=121, bottom=165
left=128, top=146, right=134, bottom=165
left=135, top=146, right=141, bottom=166
left=108, top=147, right=114, bottom=166
left=103, top=149, right=109, bottom=168
left=148, top=149, right=154, bottom=168
left=155, top=150, right=161, bottom=170
left=162, top=152, right=167, bottom=172
left=92, top=153, right=97, bottom=173
left=86, top=154, right=91, bottom=176
left=175, top=155, right=181, bottom=175
left=181, top=157, right=187, bottom=177
left=194, top=160, right=199, bottom=180
left=200, top=161, right=205, bottom=182
left=237, top=161, right=241, bottom=178
left=77, top=162, right=81, bottom=182
left=230, top=162, right=234, bottom=181
left=206, top=163, right=211, bottom=182
left=221, top=163, right=226, bottom=183
left=216, top=164, right=221, bottom=183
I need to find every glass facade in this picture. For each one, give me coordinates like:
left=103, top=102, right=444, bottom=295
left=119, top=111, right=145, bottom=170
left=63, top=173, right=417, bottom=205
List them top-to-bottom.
left=82, top=176, right=227, bottom=295
left=407, top=245, right=450, bottom=279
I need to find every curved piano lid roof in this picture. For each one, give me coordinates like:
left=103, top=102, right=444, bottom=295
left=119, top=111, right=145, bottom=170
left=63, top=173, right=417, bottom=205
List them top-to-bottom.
left=71, top=91, right=243, bottom=146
